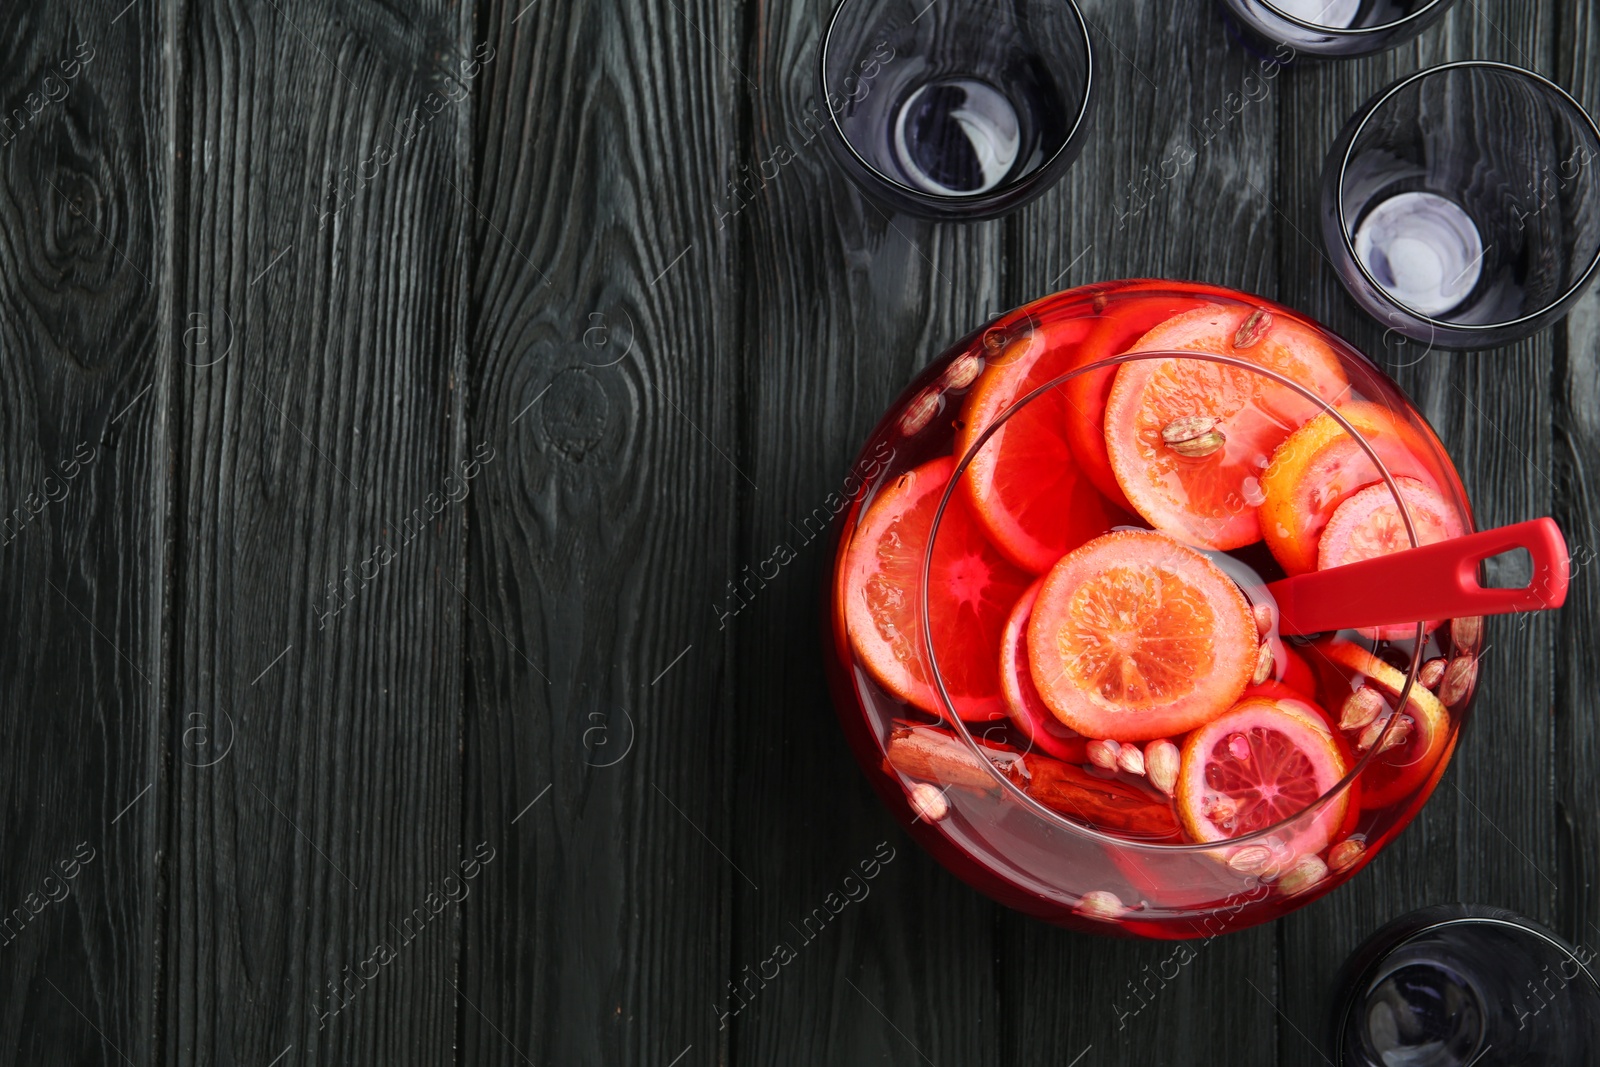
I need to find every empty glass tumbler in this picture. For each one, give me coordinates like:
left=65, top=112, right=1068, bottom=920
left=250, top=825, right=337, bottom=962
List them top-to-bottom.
left=818, top=0, right=1094, bottom=220
left=1220, top=0, right=1456, bottom=58
left=1322, top=62, right=1600, bottom=349
left=1330, top=905, right=1600, bottom=1066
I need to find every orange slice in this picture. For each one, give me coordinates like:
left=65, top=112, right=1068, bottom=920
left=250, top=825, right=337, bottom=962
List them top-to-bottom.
left=1062, top=291, right=1212, bottom=512
left=1103, top=304, right=1351, bottom=549
left=959, top=321, right=1132, bottom=572
left=1259, top=401, right=1447, bottom=576
left=839, top=456, right=1034, bottom=720
left=1025, top=529, right=1257, bottom=741
left=999, top=578, right=1088, bottom=762
left=1311, top=638, right=1453, bottom=809
left=1176, top=696, right=1349, bottom=858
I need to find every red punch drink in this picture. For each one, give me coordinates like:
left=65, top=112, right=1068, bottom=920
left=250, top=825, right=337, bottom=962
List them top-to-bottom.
left=825, top=280, right=1481, bottom=938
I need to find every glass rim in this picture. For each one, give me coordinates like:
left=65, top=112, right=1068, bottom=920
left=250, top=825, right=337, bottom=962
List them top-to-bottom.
left=817, top=0, right=1096, bottom=208
left=1257, top=0, right=1454, bottom=37
left=1331, top=60, right=1600, bottom=333
left=918, top=345, right=1436, bottom=854
left=1331, top=910, right=1600, bottom=1060
left=1357, top=914, right=1600, bottom=985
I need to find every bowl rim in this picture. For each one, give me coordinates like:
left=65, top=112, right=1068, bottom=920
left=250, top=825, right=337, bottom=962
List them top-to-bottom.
left=1331, top=60, right=1600, bottom=334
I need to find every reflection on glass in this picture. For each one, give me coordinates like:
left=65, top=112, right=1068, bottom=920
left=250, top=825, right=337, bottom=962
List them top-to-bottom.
left=819, top=0, right=1093, bottom=219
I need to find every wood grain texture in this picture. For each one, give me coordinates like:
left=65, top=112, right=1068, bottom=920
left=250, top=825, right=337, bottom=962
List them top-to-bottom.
left=164, top=0, right=470, bottom=1063
left=727, top=0, right=1008, bottom=1063
left=1554, top=0, right=1600, bottom=954
left=1, top=1, right=1596, bottom=1065
left=456, top=2, right=743, bottom=1066
left=0, top=3, right=168, bottom=1065
left=998, top=4, right=1283, bottom=1064
left=1270, top=5, right=1563, bottom=1058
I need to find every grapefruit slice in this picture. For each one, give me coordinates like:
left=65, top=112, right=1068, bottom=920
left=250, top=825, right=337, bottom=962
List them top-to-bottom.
left=1063, top=291, right=1213, bottom=513
left=1103, top=304, right=1351, bottom=549
left=959, top=319, right=1133, bottom=573
left=1259, top=402, right=1447, bottom=576
left=840, top=457, right=1034, bottom=720
left=1319, top=477, right=1464, bottom=568
left=1319, top=478, right=1465, bottom=639
left=1026, top=529, right=1257, bottom=741
left=999, top=578, right=1088, bottom=762
left=1311, top=638, right=1452, bottom=809
left=1232, top=685, right=1364, bottom=845
left=1176, top=696, right=1349, bottom=859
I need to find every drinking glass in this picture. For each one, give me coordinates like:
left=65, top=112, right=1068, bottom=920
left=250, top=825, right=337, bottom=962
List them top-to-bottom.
left=818, top=0, right=1094, bottom=220
left=1219, top=0, right=1456, bottom=58
left=1322, top=62, right=1600, bottom=349
left=1329, top=905, right=1600, bottom=1065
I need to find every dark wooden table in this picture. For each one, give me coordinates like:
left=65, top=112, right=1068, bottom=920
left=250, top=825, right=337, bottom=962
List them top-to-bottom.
left=2, top=0, right=1596, bottom=1064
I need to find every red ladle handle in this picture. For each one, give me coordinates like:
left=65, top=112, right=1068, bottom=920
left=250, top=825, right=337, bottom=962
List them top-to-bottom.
left=1266, top=518, right=1570, bottom=637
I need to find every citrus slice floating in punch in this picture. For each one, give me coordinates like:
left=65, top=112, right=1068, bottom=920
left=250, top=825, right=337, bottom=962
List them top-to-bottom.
left=1103, top=304, right=1350, bottom=550
left=841, top=456, right=1034, bottom=720
left=1026, top=529, right=1257, bottom=741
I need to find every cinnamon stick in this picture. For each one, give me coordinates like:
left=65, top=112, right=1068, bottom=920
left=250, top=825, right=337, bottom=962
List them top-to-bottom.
left=883, top=723, right=1019, bottom=793
left=883, top=723, right=1182, bottom=841
left=1011, top=755, right=1182, bottom=840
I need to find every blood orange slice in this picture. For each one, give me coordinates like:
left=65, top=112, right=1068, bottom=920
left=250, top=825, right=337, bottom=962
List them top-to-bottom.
left=1063, top=291, right=1212, bottom=513
left=1103, top=304, right=1351, bottom=549
left=959, top=320, right=1132, bottom=573
left=1259, top=402, right=1447, bottom=576
left=840, top=456, right=1034, bottom=720
left=1319, top=477, right=1465, bottom=639
left=1319, top=477, right=1464, bottom=568
left=1026, top=529, right=1257, bottom=741
left=999, top=578, right=1088, bottom=762
left=1311, top=638, right=1452, bottom=809
left=1231, top=685, right=1364, bottom=846
left=1176, top=696, right=1349, bottom=859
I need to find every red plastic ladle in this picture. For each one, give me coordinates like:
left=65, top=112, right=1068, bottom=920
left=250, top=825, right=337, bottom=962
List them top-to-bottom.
left=1267, top=518, right=1571, bottom=637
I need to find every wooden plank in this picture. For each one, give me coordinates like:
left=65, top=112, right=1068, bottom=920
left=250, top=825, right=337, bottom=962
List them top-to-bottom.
left=727, top=0, right=1007, bottom=1064
left=1553, top=0, right=1600, bottom=952
left=164, top=1, right=471, bottom=1062
left=455, top=2, right=742, bottom=1066
left=999, top=2, right=1284, bottom=1063
left=0, top=5, right=169, bottom=1065
left=1271, top=7, right=1560, bottom=1060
